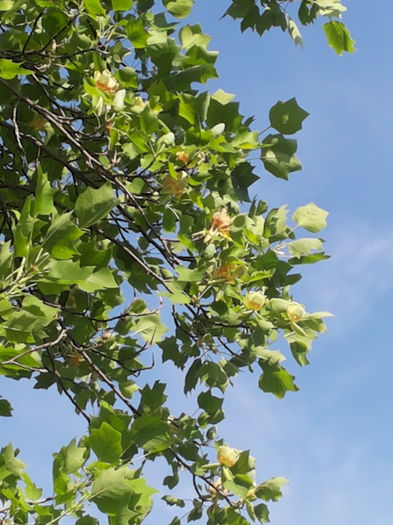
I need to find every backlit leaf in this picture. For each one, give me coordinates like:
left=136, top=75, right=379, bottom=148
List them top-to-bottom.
left=324, top=20, right=356, bottom=55
left=292, top=202, right=329, bottom=232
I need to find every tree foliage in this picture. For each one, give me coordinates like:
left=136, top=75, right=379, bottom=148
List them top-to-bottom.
left=0, top=0, right=352, bottom=523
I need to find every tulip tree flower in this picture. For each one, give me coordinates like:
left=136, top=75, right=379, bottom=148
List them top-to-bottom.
left=94, top=70, right=119, bottom=94
left=245, top=291, right=266, bottom=311
left=217, top=445, right=240, bottom=468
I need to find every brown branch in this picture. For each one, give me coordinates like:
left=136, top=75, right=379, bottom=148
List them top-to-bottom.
left=96, top=227, right=171, bottom=290
left=1, top=330, right=67, bottom=366
left=46, top=349, right=91, bottom=424
left=79, top=349, right=140, bottom=417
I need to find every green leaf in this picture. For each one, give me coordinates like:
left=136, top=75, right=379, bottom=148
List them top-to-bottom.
left=83, top=0, right=105, bottom=16
left=111, top=0, right=132, bottom=10
left=163, top=0, right=194, bottom=18
left=298, top=0, right=319, bottom=24
left=315, top=0, right=347, bottom=17
left=0, top=1, right=14, bottom=10
left=126, top=18, right=149, bottom=48
left=288, top=18, right=303, bottom=47
left=323, top=20, right=355, bottom=55
left=179, top=24, right=211, bottom=50
left=0, top=59, right=32, bottom=79
left=211, top=88, right=236, bottom=105
left=178, top=92, right=210, bottom=125
left=269, top=98, right=309, bottom=135
left=262, top=134, right=301, bottom=180
left=231, top=162, right=259, bottom=201
left=33, top=166, right=54, bottom=216
left=75, top=183, right=118, bottom=228
left=13, top=196, right=34, bottom=257
left=292, top=202, right=329, bottom=232
left=263, top=206, right=288, bottom=238
left=43, top=213, right=84, bottom=259
left=288, top=238, right=324, bottom=257
left=0, top=241, right=12, bottom=280
left=46, top=260, right=93, bottom=284
left=176, top=266, right=205, bottom=282
left=79, top=267, right=118, bottom=292
left=161, top=290, right=191, bottom=305
left=22, top=295, right=57, bottom=323
left=134, top=314, right=168, bottom=343
left=160, top=337, right=188, bottom=368
left=290, top=341, right=311, bottom=367
left=184, top=358, right=202, bottom=393
left=258, top=365, right=298, bottom=399
left=197, top=390, right=223, bottom=415
left=0, top=397, right=12, bottom=417
left=131, top=414, right=171, bottom=453
left=89, top=422, right=122, bottom=464
left=62, top=440, right=87, bottom=474
left=0, top=443, right=26, bottom=478
left=92, top=466, right=156, bottom=516
left=22, top=472, right=42, bottom=500
left=224, top=474, right=254, bottom=498
left=255, top=477, right=287, bottom=501
left=162, top=495, right=186, bottom=508
left=187, top=500, right=203, bottom=521
left=246, top=500, right=256, bottom=522
left=254, top=502, right=270, bottom=523
left=223, top=508, right=250, bottom=524
left=76, top=517, right=99, bottom=525
left=168, top=518, right=181, bottom=525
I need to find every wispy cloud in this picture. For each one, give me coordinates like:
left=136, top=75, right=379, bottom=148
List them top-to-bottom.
left=296, top=221, right=393, bottom=330
left=218, top=376, right=393, bottom=525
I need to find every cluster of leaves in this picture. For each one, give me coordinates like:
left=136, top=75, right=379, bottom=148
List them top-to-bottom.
left=0, top=0, right=352, bottom=523
left=225, top=0, right=355, bottom=53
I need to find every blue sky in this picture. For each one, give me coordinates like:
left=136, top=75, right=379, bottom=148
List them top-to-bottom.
left=2, top=1, right=393, bottom=523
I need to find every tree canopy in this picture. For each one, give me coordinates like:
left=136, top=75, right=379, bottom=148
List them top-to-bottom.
left=0, top=0, right=354, bottom=523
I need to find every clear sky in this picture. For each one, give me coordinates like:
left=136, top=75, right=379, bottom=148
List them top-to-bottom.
left=2, top=1, right=393, bottom=524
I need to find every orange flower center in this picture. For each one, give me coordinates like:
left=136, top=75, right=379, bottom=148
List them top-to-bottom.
left=175, top=151, right=190, bottom=164
left=162, top=174, right=187, bottom=196
left=211, top=208, right=232, bottom=233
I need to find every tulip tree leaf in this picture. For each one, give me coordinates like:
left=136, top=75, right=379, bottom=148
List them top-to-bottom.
left=83, top=0, right=105, bottom=16
left=112, top=0, right=133, bottom=10
left=163, top=0, right=194, bottom=18
left=324, top=20, right=356, bottom=55
left=0, top=59, right=32, bottom=78
left=269, top=98, right=309, bottom=135
left=262, top=134, right=302, bottom=180
left=33, top=167, right=55, bottom=216
left=75, top=184, right=119, bottom=228
left=292, top=202, right=329, bottom=232
left=43, top=213, right=84, bottom=259
left=288, top=238, right=324, bottom=257
left=258, top=364, right=299, bottom=399
left=0, top=397, right=12, bottom=417
left=89, top=422, right=122, bottom=464
left=255, top=476, right=287, bottom=502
